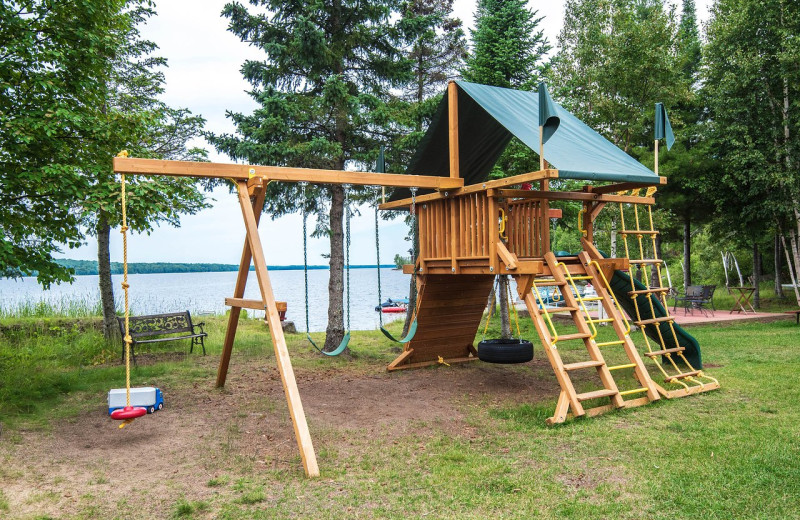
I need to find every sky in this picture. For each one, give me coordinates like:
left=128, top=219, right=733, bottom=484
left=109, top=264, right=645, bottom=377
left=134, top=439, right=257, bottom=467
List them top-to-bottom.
left=62, top=0, right=712, bottom=267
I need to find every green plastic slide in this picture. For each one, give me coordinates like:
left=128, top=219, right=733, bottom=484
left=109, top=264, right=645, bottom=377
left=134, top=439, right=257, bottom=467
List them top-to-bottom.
left=608, top=270, right=703, bottom=369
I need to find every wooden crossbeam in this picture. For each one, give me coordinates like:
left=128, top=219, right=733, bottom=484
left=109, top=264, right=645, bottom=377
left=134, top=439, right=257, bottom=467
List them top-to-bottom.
left=113, top=157, right=463, bottom=190
left=379, top=169, right=559, bottom=210
left=587, top=177, right=667, bottom=195
left=497, top=189, right=654, bottom=205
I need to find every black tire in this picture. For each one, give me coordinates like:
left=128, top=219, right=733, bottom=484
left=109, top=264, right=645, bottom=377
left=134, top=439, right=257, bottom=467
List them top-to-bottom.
left=478, top=339, right=534, bottom=364
left=158, top=403, right=163, bottom=410
left=148, top=406, right=155, bottom=414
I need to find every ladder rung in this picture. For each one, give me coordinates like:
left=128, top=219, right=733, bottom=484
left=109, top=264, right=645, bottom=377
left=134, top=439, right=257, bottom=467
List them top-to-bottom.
left=620, top=230, right=659, bottom=235
left=629, top=259, right=664, bottom=264
left=565, top=275, right=593, bottom=281
left=536, top=279, right=567, bottom=286
left=628, top=288, right=671, bottom=295
left=579, top=296, right=604, bottom=302
left=553, top=306, right=580, bottom=312
left=634, top=316, right=674, bottom=326
left=586, top=318, right=615, bottom=324
left=555, top=332, right=593, bottom=342
left=596, top=340, right=625, bottom=347
left=645, top=347, right=685, bottom=357
left=563, top=360, right=605, bottom=371
left=608, top=363, right=637, bottom=371
left=665, top=370, right=701, bottom=381
left=619, top=387, right=649, bottom=397
left=576, top=388, right=619, bottom=401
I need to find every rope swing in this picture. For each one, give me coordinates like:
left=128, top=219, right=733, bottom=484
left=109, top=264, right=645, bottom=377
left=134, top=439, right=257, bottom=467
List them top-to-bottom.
left=110, top=150, right=147, bottom=428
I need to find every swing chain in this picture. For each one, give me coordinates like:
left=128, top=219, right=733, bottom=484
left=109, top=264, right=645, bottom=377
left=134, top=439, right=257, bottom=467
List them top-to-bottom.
left=301, top=182, right=311, bottom=335
left=344, top=185, right=351, bottom=332
left=375, top=187, right=383, bottom=327
left=410, top=187, right=418, bottom=315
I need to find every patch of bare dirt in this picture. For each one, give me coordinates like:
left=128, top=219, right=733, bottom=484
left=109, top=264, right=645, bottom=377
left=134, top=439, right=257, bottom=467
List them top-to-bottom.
left=0, top=356, right=560, bottom=519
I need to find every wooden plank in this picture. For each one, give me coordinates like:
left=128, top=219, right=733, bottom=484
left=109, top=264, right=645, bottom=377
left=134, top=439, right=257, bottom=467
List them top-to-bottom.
left=448, top=81, right=460, bottom=180
left=114, top=157, right=462, bottom=189
left=378, top=169, right=559, bottom=210
left=588, top=177, right=667, bottom=195
left=236, top=181, right=319, bottom=478
left=216, top=184, right=267, bottom=388
left=498, top=189, right=655, bottom=205
left=496, top=242, right=518, bottom=270
left=225, top=297, right=265, bottom=310
left=387, top=355, right=478, bottom=371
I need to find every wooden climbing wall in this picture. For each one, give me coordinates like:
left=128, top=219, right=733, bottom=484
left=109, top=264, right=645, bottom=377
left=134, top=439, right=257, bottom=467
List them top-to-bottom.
left=390, top=274, right=494, bottom=369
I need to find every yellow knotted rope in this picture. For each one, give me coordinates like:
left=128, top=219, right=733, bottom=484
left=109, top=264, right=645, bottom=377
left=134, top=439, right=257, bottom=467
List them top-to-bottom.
left=117, top=150, right=135, bottom=425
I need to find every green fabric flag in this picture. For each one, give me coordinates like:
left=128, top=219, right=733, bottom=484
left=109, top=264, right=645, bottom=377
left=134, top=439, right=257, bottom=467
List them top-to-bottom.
left=538, top=82, right=560, bottom=144
left=655, top=102, right=675, bottom=150
left=377, top=145, right=385, bottom=173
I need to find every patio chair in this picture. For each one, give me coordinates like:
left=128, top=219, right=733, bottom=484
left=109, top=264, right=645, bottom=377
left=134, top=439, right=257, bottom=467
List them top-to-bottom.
left=673, top=285, right=704, bottom=315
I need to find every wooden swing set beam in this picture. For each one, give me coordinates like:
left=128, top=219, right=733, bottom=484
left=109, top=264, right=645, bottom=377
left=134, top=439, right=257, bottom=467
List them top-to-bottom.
left=112, top=157, right=463, bottom=190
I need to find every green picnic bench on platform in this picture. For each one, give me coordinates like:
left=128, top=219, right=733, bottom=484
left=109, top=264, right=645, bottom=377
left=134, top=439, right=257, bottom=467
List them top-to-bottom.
left=784, top=309, right=800, bottom=325
left=117, top=311, right=207, bottom=363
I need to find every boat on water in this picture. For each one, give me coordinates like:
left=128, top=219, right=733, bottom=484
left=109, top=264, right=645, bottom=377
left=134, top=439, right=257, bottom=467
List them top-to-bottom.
left=375, top=298, right=409, bottom=313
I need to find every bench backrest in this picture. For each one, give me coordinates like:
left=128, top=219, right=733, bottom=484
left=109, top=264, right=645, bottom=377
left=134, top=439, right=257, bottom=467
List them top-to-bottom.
left=686, top=285, right=704, bottom=298
left=117, top=311, right=194, bottom=339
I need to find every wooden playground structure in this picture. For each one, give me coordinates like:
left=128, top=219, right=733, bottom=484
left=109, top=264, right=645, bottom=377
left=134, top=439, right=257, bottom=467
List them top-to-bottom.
left=113, top=81, right=718, bottom=477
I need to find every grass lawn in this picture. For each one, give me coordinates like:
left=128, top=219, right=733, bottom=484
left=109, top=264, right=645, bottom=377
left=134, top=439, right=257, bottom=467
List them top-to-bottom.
left=0, top=312, right=799, bottom=519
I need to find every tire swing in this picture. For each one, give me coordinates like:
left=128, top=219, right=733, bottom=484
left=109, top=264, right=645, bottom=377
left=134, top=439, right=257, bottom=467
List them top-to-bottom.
left=301, top=182, right=351, bottom=356
left=478, top=277, right=533, bottom=364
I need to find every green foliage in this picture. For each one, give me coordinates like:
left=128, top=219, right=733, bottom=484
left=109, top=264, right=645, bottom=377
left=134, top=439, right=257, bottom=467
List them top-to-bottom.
left=463, top=0, right=550, bottom=90
left=552, top=0, right=683, bottom=153
left=703, top=0, right=800, bottom=240
left=0, top=1, right=208, bottom=290
left=0, top=1, right=129, bottom=287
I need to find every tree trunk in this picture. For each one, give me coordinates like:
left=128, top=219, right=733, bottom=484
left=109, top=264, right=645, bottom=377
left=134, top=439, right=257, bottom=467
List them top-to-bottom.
left=325, top=184, right=346, bottom=353
left=97, top=210, right=118, bottom=340
left=683, top=217, right=691, bottom=290
left=610, top=219, right=617, bottom=258
left=775, top=234, right=784, bottom=298
left=752, top=241, right=761, bottom=309
left=498, top=276, right=511, bottom=339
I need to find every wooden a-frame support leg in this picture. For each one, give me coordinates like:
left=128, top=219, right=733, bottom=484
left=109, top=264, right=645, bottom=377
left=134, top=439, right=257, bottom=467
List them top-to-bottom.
left=216, top=181, right=319, bottom=478
left=216, top=184, right=267, bottom=388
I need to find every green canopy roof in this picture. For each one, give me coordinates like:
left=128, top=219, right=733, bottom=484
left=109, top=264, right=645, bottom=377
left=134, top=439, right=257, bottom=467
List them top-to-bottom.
left=391, top=81, right=657, bottom=200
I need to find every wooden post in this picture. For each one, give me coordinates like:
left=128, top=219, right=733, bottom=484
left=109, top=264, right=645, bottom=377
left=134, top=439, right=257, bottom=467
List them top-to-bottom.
left=448, top=81, right=459, bottom=180
left=448, top=81, right=460, bottom=272
left=654, top=139, right=659, bottom=176
left=236, top=181, right=320, bottom=478
left=216, top=183, right=267, bottom=388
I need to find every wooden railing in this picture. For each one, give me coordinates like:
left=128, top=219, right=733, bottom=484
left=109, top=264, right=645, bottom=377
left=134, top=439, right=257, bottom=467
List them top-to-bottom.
left=416, top=191, right=551, bottom=275
left=505, top=198, right=548, bottom=259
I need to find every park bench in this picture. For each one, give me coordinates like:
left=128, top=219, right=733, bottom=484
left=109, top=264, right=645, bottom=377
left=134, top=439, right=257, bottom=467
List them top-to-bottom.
left=117, top=310, right=207, bottom=363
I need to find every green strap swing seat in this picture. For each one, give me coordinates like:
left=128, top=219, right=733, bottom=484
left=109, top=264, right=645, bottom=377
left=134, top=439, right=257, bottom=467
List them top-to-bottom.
left=301, top=182, right=351, bottom=356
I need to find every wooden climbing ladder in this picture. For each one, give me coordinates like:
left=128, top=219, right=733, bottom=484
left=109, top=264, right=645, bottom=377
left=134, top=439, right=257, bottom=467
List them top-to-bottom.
left=518, top=250, right=660, bottom=424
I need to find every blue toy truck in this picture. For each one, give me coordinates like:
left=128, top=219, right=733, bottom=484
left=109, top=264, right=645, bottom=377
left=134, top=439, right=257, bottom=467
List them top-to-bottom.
left=108, top=387, right=164, bottom=415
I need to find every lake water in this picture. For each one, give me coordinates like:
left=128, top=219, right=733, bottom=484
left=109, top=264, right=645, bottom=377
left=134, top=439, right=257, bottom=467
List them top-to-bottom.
left=0, top=268, right=411, bottom=332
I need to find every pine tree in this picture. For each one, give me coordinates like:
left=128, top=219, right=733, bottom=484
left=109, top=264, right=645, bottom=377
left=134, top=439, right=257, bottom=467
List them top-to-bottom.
left=209, top=0, right=412, bottom=352
left=396, top=0, right=467, bottom=336
left=463, top=0, right=550, bottom=338
left=463, top=0, right=550, bottom=90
